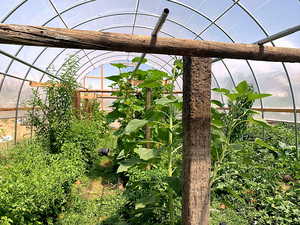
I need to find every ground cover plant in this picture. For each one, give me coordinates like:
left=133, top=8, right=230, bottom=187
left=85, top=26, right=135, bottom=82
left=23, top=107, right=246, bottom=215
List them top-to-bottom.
left=0, top=56, right=299, bottom=225
left=0, top=56, right=111, bottom=224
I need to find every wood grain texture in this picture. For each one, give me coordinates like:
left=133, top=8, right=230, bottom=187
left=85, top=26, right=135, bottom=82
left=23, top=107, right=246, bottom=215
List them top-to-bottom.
left=1, top=24, right=300, bottom=62
left=182, top=57, right=212, bottom=225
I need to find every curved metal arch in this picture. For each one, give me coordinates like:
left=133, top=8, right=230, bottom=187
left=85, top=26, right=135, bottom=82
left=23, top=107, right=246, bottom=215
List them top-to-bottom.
left=0, top=0, right=96, bottom=93
left=0, top=0, right=28, bottom=23
left=3, top=0, right=294, bottom=148
left=8, top=0, right=98, bottom=143
left=47, top=0, right=96, bottom=69
left=127, top=0, right=141, bottom=61
left=165, top=0, right=266, bottom=118
left=233, top=0, right=298, bottom=157
left=39, top=10, right=232, bottom=92
left=49, top=10, right=236, bottom=88
left=54, top=24, right=177, bottom=77
left=13, top=48, right=48, bottom=143
left=76, top=51, right=174, bottom=77
left=79, top=52, right=225, bottom=106
left=78, top=54, right=172, bottom=77
left=78, top=54, right=185, bottom=95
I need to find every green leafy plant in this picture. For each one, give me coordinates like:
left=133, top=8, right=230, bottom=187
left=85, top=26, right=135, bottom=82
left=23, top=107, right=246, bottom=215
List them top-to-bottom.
left=27, top=55, right=79, bottom=153
left=106, top=58, right=183, bottom=225
left=210, top=81, right=271, bottom=186
left=0, top=141, right=85, bottom=224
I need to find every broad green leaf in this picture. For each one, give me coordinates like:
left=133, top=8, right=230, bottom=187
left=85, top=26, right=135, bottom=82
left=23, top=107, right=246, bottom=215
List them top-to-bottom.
left=132, top=57, right=147, bottom=64
left=111, top=63, right=128, bottom=69
left=135, top=69, right=147, bottom=80
left=146, top=70, right=168, bottom=81
left=106, top=75, right=123, bottom=82
left=138, top=80, right=161, bottom=88
left=235, top=80, right=249, bottom=93
left=212, top=88, right=230, bottom=95
left=226, top=93, right=239, bottom=101
left=248, top=93, right=272, bottom=101
left=155, top=97, right=176, bottom=106
left=211, top=100, right=224, bottom=107
left=246, top=109, right=259, bottom=115
left=144, top=110, right=164, bottom=121
left=249, top=117, right=271, bottom=128
left=211, top=118, right=224, bottom=128
left=124, top=119, right=148, bottom=134
left=255, top=138, right=279, bottom=153
left=134, top=148, right=157, bottom=160
left=116, top=150, right=125, bottom=160
left=117, top=158, right=141, bottom=173
left=166, top=177, right=182, bottom=195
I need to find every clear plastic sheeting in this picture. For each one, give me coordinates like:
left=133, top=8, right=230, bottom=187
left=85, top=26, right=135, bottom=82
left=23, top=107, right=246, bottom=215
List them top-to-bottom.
left=0, top=0, right=300, bottom=143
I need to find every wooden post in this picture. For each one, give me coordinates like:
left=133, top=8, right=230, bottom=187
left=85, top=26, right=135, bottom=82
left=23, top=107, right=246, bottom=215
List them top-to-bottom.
left=182, top=57, right=211, bottom=225
left=100, top=65, right=104, bottom=110
left=73, top=90, right=81, bottom=118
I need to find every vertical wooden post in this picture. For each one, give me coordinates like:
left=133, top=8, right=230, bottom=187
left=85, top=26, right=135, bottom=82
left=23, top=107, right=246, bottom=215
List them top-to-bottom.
left=182, top=57, right=211, bottom=225
left=100, top=65, right=104, bottom=110
left=73, top=90, right=81, bottom=118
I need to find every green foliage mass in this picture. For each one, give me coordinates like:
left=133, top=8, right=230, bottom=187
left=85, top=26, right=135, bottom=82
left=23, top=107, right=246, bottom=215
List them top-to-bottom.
left=1, top=54, right=299, bottom=225
left=0, top=55, right=111, bottom=224
left=27, top=56, right=79, bottom=153
left=0, top=141, right=85, bottom=224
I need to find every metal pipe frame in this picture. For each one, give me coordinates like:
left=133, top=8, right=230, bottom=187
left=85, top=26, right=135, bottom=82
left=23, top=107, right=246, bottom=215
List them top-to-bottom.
left=0, top=0, right=299, bottom=157
left=0, top=0, right=96, bottom=93
left=47, top=0, right=96, bottom=70
left=166, top=0, right=264, bottom=117
left=232, top=0, right=299, bottom=158
left=134, top=8, right=169, bottom=73
left=79, top=53, right=224, bottom=105
left=0, top=72, right=32, bottom=83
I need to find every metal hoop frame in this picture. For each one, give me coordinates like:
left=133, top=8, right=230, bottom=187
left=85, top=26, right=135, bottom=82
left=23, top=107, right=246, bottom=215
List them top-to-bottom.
left=0, top=0, right=298, bottom=155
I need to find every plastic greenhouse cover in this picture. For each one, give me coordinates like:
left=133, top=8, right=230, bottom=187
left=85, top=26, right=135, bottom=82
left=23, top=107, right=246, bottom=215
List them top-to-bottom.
left=0, top=0, right=299, bottom=124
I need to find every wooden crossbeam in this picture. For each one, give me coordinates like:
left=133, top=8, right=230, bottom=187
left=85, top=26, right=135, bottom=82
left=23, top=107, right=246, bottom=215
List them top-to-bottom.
left=1, top=24, right=300, bottom=62
left=29, top=81, right=61, bottom=87
left=1, top=106, right=299, bottom=113
left=0, top=107, right=35, bottom=111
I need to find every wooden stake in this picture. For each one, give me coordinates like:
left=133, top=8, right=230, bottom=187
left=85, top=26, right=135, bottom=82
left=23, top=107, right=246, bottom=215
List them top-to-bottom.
left=1, top=24, right=300, bottom=62
left=182, top=57, right=211, bottom=225
left=73, top=90, right=81, bottom=118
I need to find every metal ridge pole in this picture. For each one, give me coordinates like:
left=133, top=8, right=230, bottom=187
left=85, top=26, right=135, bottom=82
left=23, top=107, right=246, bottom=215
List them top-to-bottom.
left=133, top=8, right=169, bottom=73
left=212, top=24, right=300, bottom=63
left=256, top=24, right=300, bottom=45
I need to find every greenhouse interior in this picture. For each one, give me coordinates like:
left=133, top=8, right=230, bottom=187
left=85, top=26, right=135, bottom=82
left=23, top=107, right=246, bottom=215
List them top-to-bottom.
left=0, top=0, right=300, bottom=225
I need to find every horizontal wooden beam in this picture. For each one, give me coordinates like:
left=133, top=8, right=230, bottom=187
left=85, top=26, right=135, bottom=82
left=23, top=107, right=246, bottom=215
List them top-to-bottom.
left=1, top=24, right=300, bottom=62
left=85, top=76, right=105, bottom=79
left=29, top=81, right=61, bottom=87
left=79, top=89, right=183, bottom=94
left=80, top=89, right=119, bottom=93
left=81, top=95, right=117, bottom=99
left=1, top=106, right=299, bottom=113
left=0, top=107, right=34, bottom=111
left=220, top=107, right=300, bottom=113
